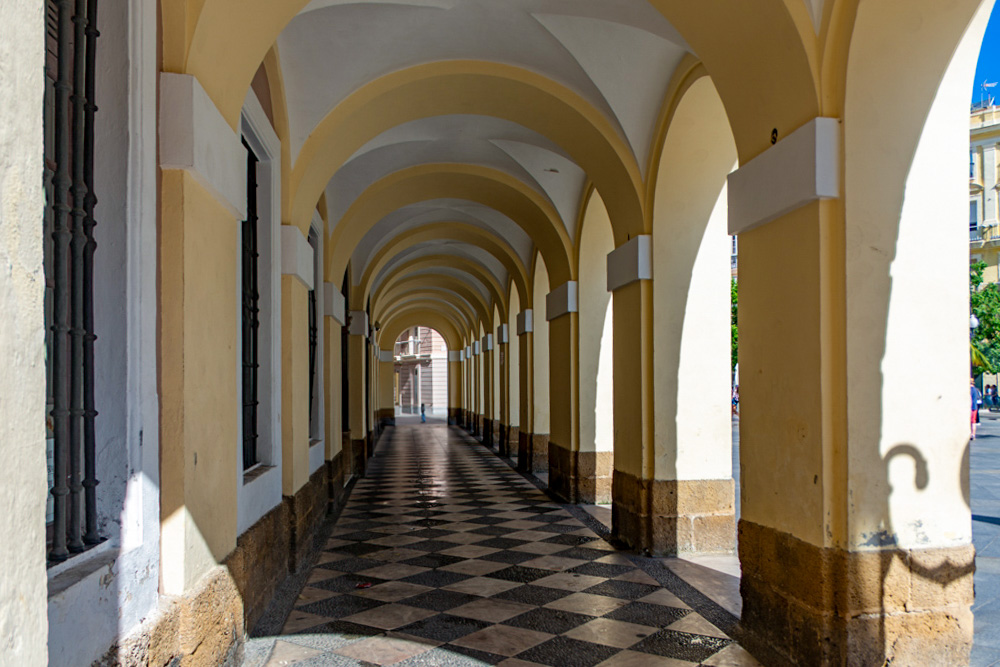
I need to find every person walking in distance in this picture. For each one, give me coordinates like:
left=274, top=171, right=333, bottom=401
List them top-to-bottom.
left=972, top=379, right=983, bottom=440
left=421, top=403, right=426, bottom=423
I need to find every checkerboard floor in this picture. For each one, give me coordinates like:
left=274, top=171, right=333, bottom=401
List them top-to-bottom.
left=248, top=424, right=760, bottom=667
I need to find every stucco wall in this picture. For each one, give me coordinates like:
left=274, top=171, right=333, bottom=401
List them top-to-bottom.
left=0, top=2, right=48, bottom=664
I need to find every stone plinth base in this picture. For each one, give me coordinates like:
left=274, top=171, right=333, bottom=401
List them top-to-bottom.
left=448, top=407, right=463, bottom=425
left=376, top=408, right=395, bottom=427
left=504, top=425, right=518, bottom=458
left=517, top=432, right=549, bottom=473
left=350, top=437, right=367, bottom=476
left=548, top=442, right=612, bottom=504
left=328, top=451, right=347, bottom=511
left=285, top=465, right=329, bottom=573
left=611, top=472, right=734, bottom=555
left=225, top=501, right=290, bottom=632
left=738, top=520, right=974, bottom=666
left=99, top=565, right=244, bottom=667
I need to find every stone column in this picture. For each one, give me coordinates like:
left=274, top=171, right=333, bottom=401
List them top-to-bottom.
left=734, top=108, right=976, bottom=661
left=546, top=282, right=583, bottom=502
left=322, top=284, right=347, bottom=505
left=347, top=310, right=368, bottom=475
left=516, top=311, right=538, bottom=472
left=497, top=324, right=511, bottom=456
left=482, top=333, right=494, bottom=447
left=376, top=350, right=395, bottom=427
left=448, top=350, right=464, bottom=424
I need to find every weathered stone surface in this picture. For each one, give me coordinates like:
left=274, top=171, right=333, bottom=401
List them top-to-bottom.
left=376, top=408, right=395, bottom=427
left=547, top=444, right=612, bottom=504
left=328, top=452, right=346, bottom=512
left=286, top=465, right=330, bottom=573
left=611, top=472, right=734, bottom=556
left=224, top=501, right=291, bottom=631
left=738, top=519, right=974, bottom=666
left=96, top=566, right=244, bottom=667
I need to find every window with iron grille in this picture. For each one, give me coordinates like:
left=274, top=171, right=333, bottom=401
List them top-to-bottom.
left=44, top=0, right=102, bottom=564
left=242, top=138, right=261, bottom=470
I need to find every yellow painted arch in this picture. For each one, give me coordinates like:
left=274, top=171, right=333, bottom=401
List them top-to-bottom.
left=647, top=1, right=819, bottom=162
left=291, top=61, right=644, bottom=242
left=328, top=164, right=573, bottom=286
left=358, top=223, right=530, bottom=309
left=372, top=255, right=508, bottom=323
left=375, top=274, right=493, bottom=332
left=376, top=288, right=478, bottom=333
left=378, top=299, right=471, bottom=347
left=379, top=309, right=465, bottom=352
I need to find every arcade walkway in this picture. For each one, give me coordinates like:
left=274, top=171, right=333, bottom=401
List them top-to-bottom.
left=243, top=423, right=759, bottom=667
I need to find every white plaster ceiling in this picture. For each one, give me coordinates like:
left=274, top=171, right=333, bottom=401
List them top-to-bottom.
left=279, top=0, right=689, bottom=173
left=329, top=115, right=587, bottom=242
left=347, top=199, right=535, bottom=283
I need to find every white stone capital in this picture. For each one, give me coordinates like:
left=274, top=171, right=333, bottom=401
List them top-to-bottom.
left=159, top=73, right=246, bottom=220
left=728, top=117, right=840, bottom=234
left=281, top=226, right=314, bottom=290
left=607, top=235, right=652, bottom=292
left=546, top=282, right=578, bottom=321
left=324, top=283, right=346, bottom=326
left=348, top=310, right=368, bottom=337
left=516, top=310, right=534, bottom=335
left=496, top=324, right=509, bottom=344
left=473, top=341, right=481, bottom=355
left=378, top=350, right=394, bottom=363
left=448, top=350, right=464, bottom=362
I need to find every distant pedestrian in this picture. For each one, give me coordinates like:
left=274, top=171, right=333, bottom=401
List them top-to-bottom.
left=972, top=380, right=982, bottom=439
left=731, top=385, right=739, bottom=416
left=420, top=403, right=426, bottom=423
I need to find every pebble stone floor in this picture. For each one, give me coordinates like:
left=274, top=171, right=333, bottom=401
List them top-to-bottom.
left=246, top=423, right=759, bottom=667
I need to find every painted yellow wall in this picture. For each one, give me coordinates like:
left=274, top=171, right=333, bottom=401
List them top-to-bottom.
left=160, top=169, right=238, bottom=593
left=738, top=203, right=826, bottom=545
left=611, top=280, right=653, bottom=479
left=508, top=286, right=520, bottom=428
left=493, top=306, right=501, bottom=418
left=548, top=312, right=578, bottom=453
left=348, top=333, right=367, bottom=440
left=378, top=360, right=394, bottom=414
left=449, top=360, right=463, bottom=409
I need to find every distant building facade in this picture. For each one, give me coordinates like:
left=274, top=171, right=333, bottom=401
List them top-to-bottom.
left=394, top=327, right=448, bottom=416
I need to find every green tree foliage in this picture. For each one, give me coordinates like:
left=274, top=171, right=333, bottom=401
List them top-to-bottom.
left=971, top=260, right=1000, bottom=374
left=731, top=279, right=738, bottom=372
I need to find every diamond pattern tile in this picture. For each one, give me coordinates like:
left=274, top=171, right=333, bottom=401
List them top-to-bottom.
left=268, top=422, right=746, bottom=666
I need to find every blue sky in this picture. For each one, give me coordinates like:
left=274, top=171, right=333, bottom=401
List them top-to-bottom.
left=974, top=2, right=1000, bottom=105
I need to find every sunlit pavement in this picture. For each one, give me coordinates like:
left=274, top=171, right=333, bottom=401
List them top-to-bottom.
left=971, top=412, right=1000, bottom=666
